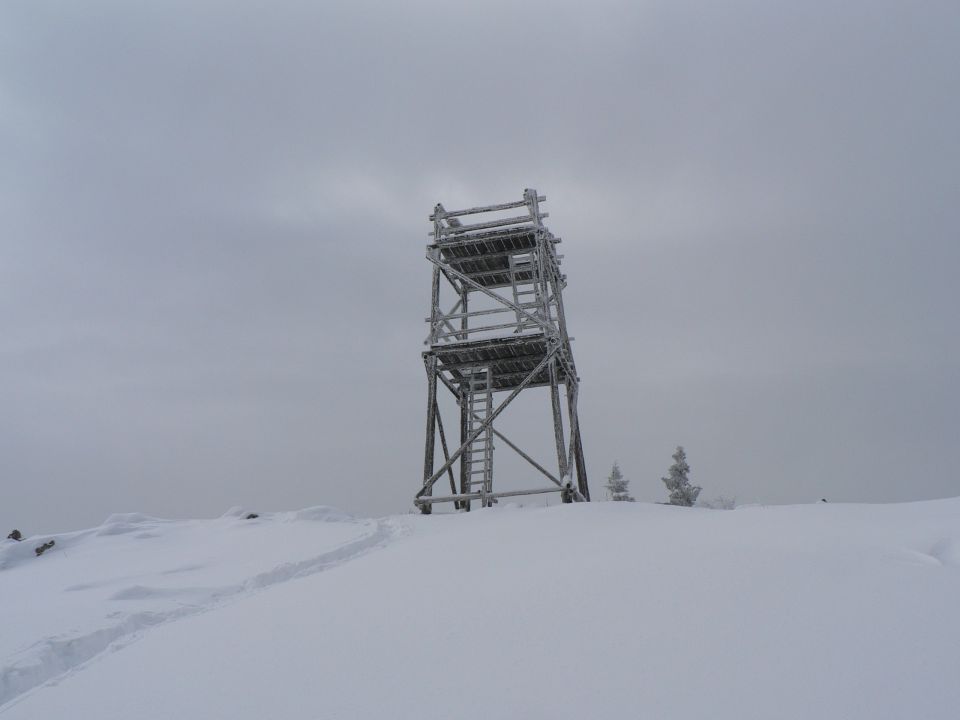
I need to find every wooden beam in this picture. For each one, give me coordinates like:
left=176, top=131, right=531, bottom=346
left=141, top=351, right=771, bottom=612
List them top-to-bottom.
left=429, top=196, right=545, bottom=221
left=433, top=214, right=547, bottom=237
left=434, top=320, right=544, bottom=340
left=420, top=355, right=439, bottom=513
left=549, top=356, right=568, bottom=481
left=567, top=382, right=590, bottom=501
left=434, top=399, right=456, bottom=496
left=416, top=485, right=562, bottom=507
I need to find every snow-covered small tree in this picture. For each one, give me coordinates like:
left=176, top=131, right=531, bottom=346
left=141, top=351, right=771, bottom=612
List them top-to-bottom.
left=661, top=446, right=701, bottom=507
left=605, top=462, right=634, bottom=501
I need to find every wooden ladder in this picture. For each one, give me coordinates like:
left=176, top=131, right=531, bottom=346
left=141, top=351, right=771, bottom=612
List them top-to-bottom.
left=463, top=368, right=495, bottom=505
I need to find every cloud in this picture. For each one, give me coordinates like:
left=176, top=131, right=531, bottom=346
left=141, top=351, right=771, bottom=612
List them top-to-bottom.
left=2, top=0, right=958, bottom=532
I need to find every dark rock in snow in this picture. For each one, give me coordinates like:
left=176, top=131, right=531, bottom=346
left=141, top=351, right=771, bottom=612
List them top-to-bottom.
left=245, top=513, right=259, bottom=520
left=6, top=529, right=22, bottom=541
left=35, top=540, right=55, bottom=556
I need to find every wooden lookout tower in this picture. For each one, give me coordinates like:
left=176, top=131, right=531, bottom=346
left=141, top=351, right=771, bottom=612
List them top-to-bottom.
left=416, top=189, right=590, bottom=512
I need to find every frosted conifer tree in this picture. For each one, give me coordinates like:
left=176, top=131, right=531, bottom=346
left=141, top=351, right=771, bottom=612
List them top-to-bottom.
left=661, top=446, right=701, bottom=507
left=605, top=462, right=634, bottom=502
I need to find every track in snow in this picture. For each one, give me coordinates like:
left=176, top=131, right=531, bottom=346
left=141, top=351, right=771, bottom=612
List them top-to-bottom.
left=0, top=518, right=397, bottom=713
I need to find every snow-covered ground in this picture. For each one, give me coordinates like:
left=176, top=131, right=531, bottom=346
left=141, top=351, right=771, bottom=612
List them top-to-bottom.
left=2, top=499, right=958, bottom=719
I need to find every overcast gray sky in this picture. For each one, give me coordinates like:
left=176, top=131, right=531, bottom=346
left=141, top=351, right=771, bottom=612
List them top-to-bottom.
left=2, top=0, right=958, bottom=533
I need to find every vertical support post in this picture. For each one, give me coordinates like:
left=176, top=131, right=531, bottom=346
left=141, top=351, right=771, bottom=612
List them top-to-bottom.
left=524, top=188, right=543, bottom=227
left=424, top=240, right=443, bottom=512
left=509, top=254, right=523, bottom=329
left=428, top=258, right=441, bottom=345
left=549, top=273, right=571, bottom=345
left=458, top=288, right=470, bottom=510
left=422, top=354, right=439, bottom=514
left=549, top=357, right=568, bottom=481
left=566, top=381, right=590, bottom=501
left=459, top=383, right=470, bottom=511
left=573, top=427, right=589, bottom=501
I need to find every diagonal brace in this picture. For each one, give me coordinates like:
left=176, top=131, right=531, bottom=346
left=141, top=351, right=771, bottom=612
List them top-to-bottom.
left=426, top=254, right=552, bottom=334
left=417, top=344, right=559, bottom=497
left=436, top=373, right=562, bottom=487
left=434, top=399, right=457, bottom=495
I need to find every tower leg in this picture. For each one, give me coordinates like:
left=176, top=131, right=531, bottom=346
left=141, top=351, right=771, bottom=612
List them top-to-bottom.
left=458, top=289, right=470, bottom=512
left=421, top=355, right=438, bottom=514
left=549, top=357, right=568, bottom=483
left=566, top=382, right=590, bottom=501
left=458, top=384, right=470, bottom=511
left=572, top=425, right=589, bottom=501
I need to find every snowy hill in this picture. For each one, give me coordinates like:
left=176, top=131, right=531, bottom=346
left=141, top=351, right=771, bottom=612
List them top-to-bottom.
left=2, top=500, right=959, bottom=719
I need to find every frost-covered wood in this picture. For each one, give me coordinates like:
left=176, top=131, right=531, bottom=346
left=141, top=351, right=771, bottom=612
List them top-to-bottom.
left=416, top=189, right=590, bottom=511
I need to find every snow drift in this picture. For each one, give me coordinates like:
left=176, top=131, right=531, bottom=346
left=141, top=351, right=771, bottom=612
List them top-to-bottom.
left=1, top=499, right=958, bottom=719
